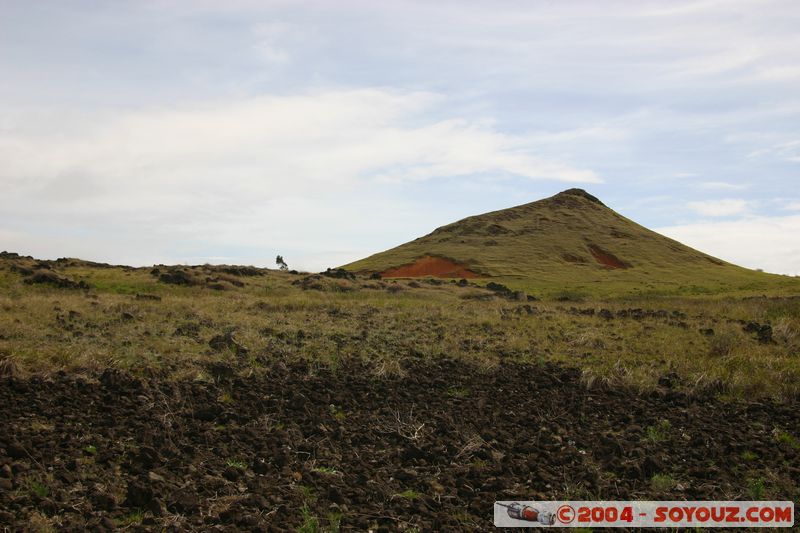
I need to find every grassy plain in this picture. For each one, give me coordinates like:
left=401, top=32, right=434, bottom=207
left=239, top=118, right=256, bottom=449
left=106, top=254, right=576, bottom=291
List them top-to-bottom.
left=2, top=255, right=799, bottom=401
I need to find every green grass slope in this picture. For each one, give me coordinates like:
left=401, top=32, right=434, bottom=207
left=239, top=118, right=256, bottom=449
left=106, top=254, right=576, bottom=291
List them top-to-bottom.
left=342, top=189, right=800, bottom=297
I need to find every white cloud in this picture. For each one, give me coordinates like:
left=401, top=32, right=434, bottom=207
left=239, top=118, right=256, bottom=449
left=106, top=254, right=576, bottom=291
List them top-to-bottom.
left=1, top=0, right=798, bottom=270
left=251, top=22, right=295, bottom=64
left=0, top=88, right=599, bottom=270
left=0, top=89, right=597, bottom=209
left=747, top=140, right=800, bottom=162
left=696, top=181, right=748, bottom=191
left=687, top=199, right=750, bottom=217
left=785, top=202, right=800, bottom=211
left=659, top=215, right=800, bottom=275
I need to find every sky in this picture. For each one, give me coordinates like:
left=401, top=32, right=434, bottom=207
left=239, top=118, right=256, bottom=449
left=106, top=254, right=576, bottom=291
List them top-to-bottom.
left=1, top=0, right=799, bottom=275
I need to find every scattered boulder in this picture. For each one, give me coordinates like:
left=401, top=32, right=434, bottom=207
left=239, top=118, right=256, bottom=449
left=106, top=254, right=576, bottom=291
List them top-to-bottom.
left=8, top=264, right=34, bottom=276
left=219, top=266, right=263, bottom=277
left=154, top=267, right=246, bottom=291
left=322, top=268, right=356, bottom=280
left=24, top=269, right=89, bottom=289
left=158, top=269, right=200, bottom=286
left=206, top=273, right=244, bottom=287
left=292, top=274, right=357, bottom=292
left=485, top=282, right=535, bottom=302
left=486, top=282, right=512, bottom=296
left=135, top=293, right=162, bottom=301
left=174, top=322, right=202, bottom=341
left=743, top=322, right=773, bottom=344
left=209, top=331, right=248, bottom=356
left=0, top=357, right=19, bottom=378
left=206, top=362, right=236, bottom=381
left=125, top=478, right=154, bottom=508
left=167, top=488, right=200, bottom=513
left=91, top=490, right=118, bottom=511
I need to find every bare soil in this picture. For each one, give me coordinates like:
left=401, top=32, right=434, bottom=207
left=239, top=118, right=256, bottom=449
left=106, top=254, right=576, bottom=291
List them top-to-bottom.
left=588, top=244, right=631, bottom=269
left=380, top=256, right=481, bottom=279
left=2, top=359, right=798, bottom=531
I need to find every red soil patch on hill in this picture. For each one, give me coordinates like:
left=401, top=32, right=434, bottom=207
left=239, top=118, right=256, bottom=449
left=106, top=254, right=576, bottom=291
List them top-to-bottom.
left=588, top=244, right=631, bottom=269
left=380, top=256, right=482, bottom=278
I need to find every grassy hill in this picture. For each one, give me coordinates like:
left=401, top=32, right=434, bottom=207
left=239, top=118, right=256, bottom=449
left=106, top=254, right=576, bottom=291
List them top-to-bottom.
left=342, top=189, right=800, bottom=297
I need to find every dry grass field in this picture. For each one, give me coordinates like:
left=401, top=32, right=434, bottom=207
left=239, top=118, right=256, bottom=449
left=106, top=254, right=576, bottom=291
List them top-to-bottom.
left=2, top=253, right=799, bottom=400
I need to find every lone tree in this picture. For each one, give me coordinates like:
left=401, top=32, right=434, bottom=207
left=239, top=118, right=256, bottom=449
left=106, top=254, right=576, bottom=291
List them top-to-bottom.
left=275, top=255, right=288, bottom=271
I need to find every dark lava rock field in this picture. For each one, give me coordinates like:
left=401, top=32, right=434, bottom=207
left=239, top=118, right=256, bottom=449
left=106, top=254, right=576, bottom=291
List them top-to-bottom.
left=2, top=359, right=799, bottom=531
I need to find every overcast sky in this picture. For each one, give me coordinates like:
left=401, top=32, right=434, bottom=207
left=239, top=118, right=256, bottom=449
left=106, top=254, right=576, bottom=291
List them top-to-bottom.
left=1, top=0, right=799, bottom=274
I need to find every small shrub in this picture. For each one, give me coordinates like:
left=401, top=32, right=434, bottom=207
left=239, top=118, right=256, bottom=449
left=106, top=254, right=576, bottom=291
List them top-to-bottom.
left=276, top=255, right=289, bottom=271
left=773, top=317, right=799, bottom=350
left=708, top=328, right=740, bottom=357
left=569, top=330, right=605, bottom=349
left=0, top=356, right=19, bottom=378
left=446, top=386, right=471, bottom=398
left=218, top=392, right=234, bottom=404
left=328, top=404, right=346, bottom=421
left=645, top=420, right=671, bottom=443
left=773, top=430, right=800, bottom=449
left=741, top=450, right=758, bottom=461
left=226, top=459, right=247, bottom=470
left=312, top=466, right=340, bottom=475
left=650, top=474, right=676, bottom=492
left=747, top=477, right=766, bottom=499
left=25, top=479, right=49, bottom=499
left=298, top=503, right=319, bottom=533
left=114, top=510, right=145, bottom=527
left=327, top=511, right=343, bottom=532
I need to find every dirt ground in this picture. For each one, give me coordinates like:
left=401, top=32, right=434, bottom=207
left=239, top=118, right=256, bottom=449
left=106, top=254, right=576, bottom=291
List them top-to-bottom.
left=379, top=256, right=481, bottom=279
left=2, top=359, right=799, bottom=531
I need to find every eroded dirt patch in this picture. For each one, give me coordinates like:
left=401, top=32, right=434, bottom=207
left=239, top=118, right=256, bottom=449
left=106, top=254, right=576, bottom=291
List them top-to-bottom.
left=588, top=244, right=631, bottom=269
left=380, top=255, right=482, bottom=278
left=1, top=360, right=798, bottom=531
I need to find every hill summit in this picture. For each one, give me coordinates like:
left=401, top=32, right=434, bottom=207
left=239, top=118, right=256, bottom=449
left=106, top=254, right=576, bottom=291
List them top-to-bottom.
left=342, top=189, right=795, bottom=296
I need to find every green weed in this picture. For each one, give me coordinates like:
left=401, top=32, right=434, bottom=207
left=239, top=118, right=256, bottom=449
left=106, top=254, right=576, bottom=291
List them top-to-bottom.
left=328, top=404, right=346, bottom=421
left=645, top=420, right=671, bottom=443
left=774, top=430, right=800, bottom=449
left=741, top=450, right=758, bottom=461
left=226, top=459, right=247, bottom=470
left=312, top=466, right=340, bottom=475
left=650, top=474, right=676, bottom=492
left=747, top=477, right=766, bottom=499
left=25, top=479, right=49, bottom=499
left=297, top=504, right=319, bottom=533
left=114, top=510, right=145, bottom=527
